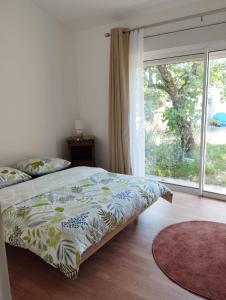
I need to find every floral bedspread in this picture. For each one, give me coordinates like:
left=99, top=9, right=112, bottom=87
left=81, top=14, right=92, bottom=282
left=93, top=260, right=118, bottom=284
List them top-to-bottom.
left=1, top=167, right=172, bottom=279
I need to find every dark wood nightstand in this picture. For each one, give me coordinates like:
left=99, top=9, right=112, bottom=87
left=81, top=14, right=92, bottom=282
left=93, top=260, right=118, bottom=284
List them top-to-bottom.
left=67, top=135, right=95, bottom=167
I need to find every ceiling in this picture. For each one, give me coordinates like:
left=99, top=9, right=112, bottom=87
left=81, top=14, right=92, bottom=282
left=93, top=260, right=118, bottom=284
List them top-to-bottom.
left=34, top=0, right=226, bottom=31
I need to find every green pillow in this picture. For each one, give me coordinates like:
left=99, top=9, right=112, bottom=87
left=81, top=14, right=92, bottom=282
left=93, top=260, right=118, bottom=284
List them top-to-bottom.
left=15, top=158, right=71, bottom=176
left=0, top=167, right=31, bottom=189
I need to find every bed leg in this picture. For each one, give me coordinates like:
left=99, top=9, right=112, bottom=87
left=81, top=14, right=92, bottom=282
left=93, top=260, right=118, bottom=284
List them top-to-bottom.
left=133, top=217, right=139, bottom=225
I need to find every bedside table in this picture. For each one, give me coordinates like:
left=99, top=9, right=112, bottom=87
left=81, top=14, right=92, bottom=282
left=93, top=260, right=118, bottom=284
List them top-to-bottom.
left=67, top=136, right=95, bottom=167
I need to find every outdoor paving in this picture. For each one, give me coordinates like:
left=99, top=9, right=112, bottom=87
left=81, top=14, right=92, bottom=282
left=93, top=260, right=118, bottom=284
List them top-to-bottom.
left=207, top=126, right=226, bottom=144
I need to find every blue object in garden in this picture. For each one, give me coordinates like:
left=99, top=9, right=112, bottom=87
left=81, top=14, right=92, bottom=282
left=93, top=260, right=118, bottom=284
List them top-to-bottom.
left=212, top=112, right=226, bottom=127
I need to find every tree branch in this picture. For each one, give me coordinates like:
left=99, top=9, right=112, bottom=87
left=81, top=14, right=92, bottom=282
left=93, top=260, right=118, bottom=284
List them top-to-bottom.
left=179, top=62, right=200, bottom=93
left=157, top=65, right=178, bottom=106
left=147, top=82, right=166, bottom=91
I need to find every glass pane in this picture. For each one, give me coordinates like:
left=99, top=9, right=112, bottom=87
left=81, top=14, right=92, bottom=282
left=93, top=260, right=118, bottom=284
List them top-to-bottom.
left=204, top=51, right=226, bottom=195
left=144, top=56, right=204, bottom=188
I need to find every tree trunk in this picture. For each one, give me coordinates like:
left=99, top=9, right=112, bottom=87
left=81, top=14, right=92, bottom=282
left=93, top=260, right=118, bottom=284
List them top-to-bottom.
left=157, top=65, right=195, bottom=152
left=179, top=119, right=195, bottom=153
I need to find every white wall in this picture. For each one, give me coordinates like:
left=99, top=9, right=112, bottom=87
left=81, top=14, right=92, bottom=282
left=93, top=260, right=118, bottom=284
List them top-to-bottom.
left=0, top=0, right=78, bottom=166
left=74, top=0, right=226, bottom=169
left=75, top=26, right=110, bottom=169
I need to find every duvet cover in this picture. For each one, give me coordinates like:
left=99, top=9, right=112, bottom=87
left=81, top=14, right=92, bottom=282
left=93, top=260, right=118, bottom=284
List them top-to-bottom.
left=1, top=167, right=172, bottom=279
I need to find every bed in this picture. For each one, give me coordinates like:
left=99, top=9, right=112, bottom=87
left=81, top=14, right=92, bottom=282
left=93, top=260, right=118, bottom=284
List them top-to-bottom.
left=1, top=167, right=172, bottom=279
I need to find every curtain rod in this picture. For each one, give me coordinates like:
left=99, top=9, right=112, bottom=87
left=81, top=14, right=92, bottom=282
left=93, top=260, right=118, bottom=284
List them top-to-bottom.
left=105, top=7, right=226, bottom=37
left=144, top=20, right=226, bottom=39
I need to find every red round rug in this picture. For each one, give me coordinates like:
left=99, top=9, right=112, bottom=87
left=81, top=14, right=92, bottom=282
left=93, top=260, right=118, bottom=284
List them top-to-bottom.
left=152, top=221, right=226, bottom=300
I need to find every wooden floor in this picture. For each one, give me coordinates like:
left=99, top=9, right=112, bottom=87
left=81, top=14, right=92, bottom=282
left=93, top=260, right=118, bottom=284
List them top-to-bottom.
left=6, top=192, right=226, bottom=300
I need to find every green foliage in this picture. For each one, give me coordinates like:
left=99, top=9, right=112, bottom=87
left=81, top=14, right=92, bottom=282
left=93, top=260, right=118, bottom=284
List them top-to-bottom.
left=144, top=58, right=226, bottom=154
left=209, top=58, right=226, bottom=101
left=145, top=61, right=203, bottom=145
left=162, top=96, right=200, bottom=133
left=210, top=119, right=220, bottom=127
left=146, top=141, right=189, bottom=178
left=145, top=142, right=226, bottom=186
left=205, top=144, right=226, bottom=185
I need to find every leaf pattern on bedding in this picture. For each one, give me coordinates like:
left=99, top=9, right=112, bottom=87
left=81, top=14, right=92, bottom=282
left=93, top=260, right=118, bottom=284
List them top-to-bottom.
left=1, top=167, right=172, bottom=279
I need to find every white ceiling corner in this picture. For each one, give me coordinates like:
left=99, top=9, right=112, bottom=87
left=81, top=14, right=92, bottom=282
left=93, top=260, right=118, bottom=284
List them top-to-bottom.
left=33, top=0, right=226, bottom=31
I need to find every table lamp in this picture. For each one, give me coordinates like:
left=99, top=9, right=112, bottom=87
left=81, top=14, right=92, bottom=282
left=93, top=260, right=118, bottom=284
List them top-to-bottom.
left=75, top=120, right=84, bottom=136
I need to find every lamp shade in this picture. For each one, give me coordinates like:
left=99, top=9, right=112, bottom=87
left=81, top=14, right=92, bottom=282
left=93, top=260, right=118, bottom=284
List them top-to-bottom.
left=75, top=120, right=83, bottom=131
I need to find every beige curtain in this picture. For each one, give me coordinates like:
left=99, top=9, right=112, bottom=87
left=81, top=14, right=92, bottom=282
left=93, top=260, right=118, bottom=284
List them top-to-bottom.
left=109, top=28, right=131, bottom=174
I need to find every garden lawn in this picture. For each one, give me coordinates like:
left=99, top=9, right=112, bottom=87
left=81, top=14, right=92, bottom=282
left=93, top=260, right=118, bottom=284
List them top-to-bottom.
left=146, top=143, right=226, bottom=186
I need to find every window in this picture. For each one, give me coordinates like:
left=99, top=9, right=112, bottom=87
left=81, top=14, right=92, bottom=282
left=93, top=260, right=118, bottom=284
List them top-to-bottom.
left=144, top=50, right=226, bottom=198
left=205, top=51, right=226, bottom=195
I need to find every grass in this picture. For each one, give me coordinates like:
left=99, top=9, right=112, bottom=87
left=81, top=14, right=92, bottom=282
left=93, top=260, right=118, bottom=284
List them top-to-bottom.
left=145, top=143, right=226, bottom=186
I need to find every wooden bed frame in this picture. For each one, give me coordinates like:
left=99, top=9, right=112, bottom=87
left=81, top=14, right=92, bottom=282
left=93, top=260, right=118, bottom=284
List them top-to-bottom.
left=81, top=209, right=144, bottom=264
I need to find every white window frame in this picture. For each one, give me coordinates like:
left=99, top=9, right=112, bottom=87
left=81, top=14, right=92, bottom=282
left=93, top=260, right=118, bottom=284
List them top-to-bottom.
left=144, top=43, right=226, bottom=201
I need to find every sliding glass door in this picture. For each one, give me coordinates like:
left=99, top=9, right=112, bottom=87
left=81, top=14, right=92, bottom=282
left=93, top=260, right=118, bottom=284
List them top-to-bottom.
left=144, top=49, right=226, bottom=199
left=204, top=51, right=226, bottom=196
left=144, top=55, right=204, bottom=188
